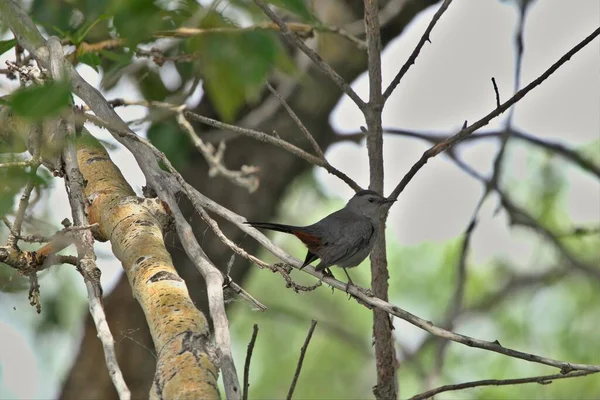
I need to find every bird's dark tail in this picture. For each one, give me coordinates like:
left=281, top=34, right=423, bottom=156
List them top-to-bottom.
left=244, top=221, right=299, bottom=234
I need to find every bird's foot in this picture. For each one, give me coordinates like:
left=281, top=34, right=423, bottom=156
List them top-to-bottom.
left=316, top=268, right=335, bottom=294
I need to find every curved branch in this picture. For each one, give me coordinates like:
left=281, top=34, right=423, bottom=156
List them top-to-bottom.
left=252, top=0, right=366, bottom=110
left=383, top=0, right=453, bottom=100
left=389, top=27, right=600, bottom=200
left=379, top=128, right=600, bottom=179
left=181, top=181, right=600, bottom=374
left=409, top=370, right=598, bottom=400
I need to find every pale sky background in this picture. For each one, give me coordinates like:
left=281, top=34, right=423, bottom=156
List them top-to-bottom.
left=0, top=0, right=599, bottom=398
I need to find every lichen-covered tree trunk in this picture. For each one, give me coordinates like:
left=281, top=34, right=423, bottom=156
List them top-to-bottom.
left=62, top=1, right=439, bottom=398
left=61, top=134, right=219, bottom=399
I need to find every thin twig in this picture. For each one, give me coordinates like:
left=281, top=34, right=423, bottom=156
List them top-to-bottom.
left=253, top=0, right=366, bottom=110
left=383, top=0, right=453, bottom=100
left=428, top=7, right=532, bottom=383
left=73, top=23, right=366, bottom=60
left=155, top=23, right=366, bottom=48
left=315, top=25, right=367, bottom=50
left=389, top=27, right=600, bottom=200
left=46, top=36, right=131, bottom=400
left=491, top=77, right=501, bottom=108
left=265, top=82, right=325, bottom=159
left=151, top=100, right=361, bottom=191
left=86, top=106, right=317, bottom=296
left=174, top=107, right=260, bottom=192
left=376, top=128, right=600, bottom=179
left=6, top=133, right=41, bottom=248
left=0, top=158, right=39, bottom=168
left=183, top=172, right=600, bottom=374
left=157, top=190, right=241, bottom=399
left=428, top=203, right=480, bottom=386
left=402, top=266, right=571, bottom=367
left=27, top=273, right=41, bottom=313
left=223, top=278, right=267, bottom=312
left=287, top=320, right=318, bottom=400
left=243, top=324, right=259, bottom=400
left=409, top=370, right=599, bottom=400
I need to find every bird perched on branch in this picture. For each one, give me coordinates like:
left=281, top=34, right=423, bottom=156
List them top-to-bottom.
left=245, top=190, right=395, bottom=285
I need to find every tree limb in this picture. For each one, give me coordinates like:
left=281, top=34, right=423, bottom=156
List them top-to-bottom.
left=253, top=0, right=366, bottom=111
left=363, top=0, right=398, bottom=398
left=383, top=0, right=453, bottom=100
left=388, top=27, right=600, bottom=200
left=47, top=36, right=131, bottom=400
left=287, top=320, right=318, bottom=400
left=409, top=370, right=599, bottom=400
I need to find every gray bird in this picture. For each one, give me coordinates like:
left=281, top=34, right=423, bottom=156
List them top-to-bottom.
left=245, top=190, right=395, bottom=285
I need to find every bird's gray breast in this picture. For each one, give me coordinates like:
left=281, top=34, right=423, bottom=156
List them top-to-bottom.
left=310, top=209, right=377, bottom=268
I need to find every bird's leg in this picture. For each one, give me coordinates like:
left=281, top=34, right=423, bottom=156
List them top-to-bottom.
left=315, top=263, right=336, bottom=293
left=323, top=268, right=336, bottom=294
left=343, top=268, right=355, bottom=294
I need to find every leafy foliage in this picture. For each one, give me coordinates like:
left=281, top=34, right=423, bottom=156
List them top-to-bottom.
left=186, top=11, right=294, bottom=121
left=0, top=38, right=16, bottom=56
left=1, top=82, right=72, bottom=119
left=146, top=119, right=192, bottom=170
left=0, top=165, right=50, bottom=216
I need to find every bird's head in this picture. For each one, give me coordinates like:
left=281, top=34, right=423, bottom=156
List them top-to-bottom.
left=346, top=190, right=396, bottom=219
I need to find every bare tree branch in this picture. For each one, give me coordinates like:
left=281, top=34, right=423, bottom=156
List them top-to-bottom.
left=253, top=0, right=367, bottom=111
left=363, top=0, right=398, bottom=398
left=383, top=0, right=453, bottom=100
left=428, top=4, right=532, bottom=386
left=73, top=22, right=366, bottom=57
left=388, top=27, right=600, bottom=200
left=47, top=36, right=131, bottom=400
left=491, top=77, right=501, bottom=108
left=265, top=82, right=325, bottom=159
left=98, top=99, right=363, bottom=192
left=174, top=106, right=260, bottom=192
left=373, top=128, right=600, bottom=179
left=5, top=133, right=41, bottom=248
left=0, top=158, right=39, bottom=168
left=180, top=176, right=600, bottom=374
left=401, top=266, right=572, bottom=368
left=287, top=320, right=318, bottom=400
left=243, top=324, right=259, bottom=400
left=409, top=370, right=599, bottom=400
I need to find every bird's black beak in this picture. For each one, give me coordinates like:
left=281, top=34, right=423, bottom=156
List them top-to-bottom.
left=381, top=198, right=396, bottom=205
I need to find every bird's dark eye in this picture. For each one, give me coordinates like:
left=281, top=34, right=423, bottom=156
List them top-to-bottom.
left=368, top=198, right=375, bottom=203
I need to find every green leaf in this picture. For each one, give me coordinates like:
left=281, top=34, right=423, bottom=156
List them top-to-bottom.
left=30, top=0, right=73, bottom=36
left=110, top=0, right=165, bottom=45
left=187, top=13, right=294, bottom=121
left=73, top=14, right=111, bottom=44
left=0, top=38, right=17, bottom=56
left=98, top=49, right=132, bottom=64
left=98, top=49, right=134, bottom=90
left=77, top=52, right=101, bottom=72
left=137, top=70, right=171, bottom=101
left=6, top=82, right=72, bottom=119
left=146, top=120, right=191, bottom=170
left=0, top=166, right=49, bottom=216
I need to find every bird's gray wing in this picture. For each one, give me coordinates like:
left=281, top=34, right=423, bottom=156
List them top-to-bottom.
left=313, top=212, right=374, bottom=267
